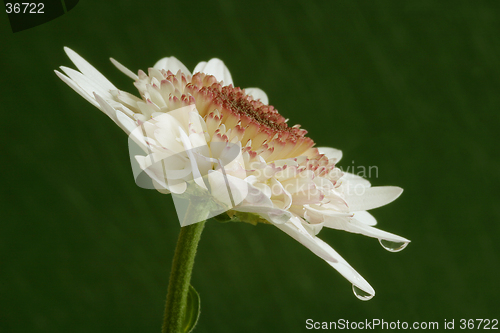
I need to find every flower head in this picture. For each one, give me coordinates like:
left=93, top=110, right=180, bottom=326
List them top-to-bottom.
left=56, top=48, right=409, bottom=300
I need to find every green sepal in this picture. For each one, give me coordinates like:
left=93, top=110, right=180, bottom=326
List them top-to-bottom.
left=212, top=212, right=233, bottom=223
left=182, top=284, right=201, bottom=333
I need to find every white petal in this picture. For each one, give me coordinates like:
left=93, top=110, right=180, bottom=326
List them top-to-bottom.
left=64, top=47, right=116, bottom=92
left=153, top=56, right=191, bottom=75
left=110, top=58, right=138, bottom=80
left=193, top=58, right=233, bottom=86
left=192, top=61, right=207, bottom=74
left=60, top=66, right=113, bottom=100
left=55, top=70, right=100, bottom=108
left=245, top=88, right=269, bottom=105
left=93, top=93, right=118, bottom=119
left=93, top=93, right=124, bottom=127
left=115, top=109, right=138, bottom=136
left=178, top=129, right=208, bottom=190
left=318, top=147, right=343, bottom=163
left=135, top=155, right=168, bottom=191
left=162, top=155, right=192, bottom=180
left=207, top=171, right=248, bottom=208
left=341, top=172, right=371, bottom=189
left=269, top=178, right=292, bottom=210
left=153, top=179, right=171, bottom=194
left=168, top=181, right=187, bottom=194
left=231, top=181, right=292, bottom=225
left=237, top=181, right=274, bottom=208
left=252, top=182, right=272, bottom=198
left=345, top=186, right=402, bottom=211
left=233, top=203, right=292, bottom=225
left=304, top=204, right=352, bottom=219
left=265, top=209, right=293, bottom=224
left=352, top=210, right=377, bottom=226
left=323, top=215, right=410, bottom=243
left=274, top=216, right=338, bottom=262
left=275, top=217, right=375, bottom=296
left=306, top=221, right=324, bottom=235
left=314, top=237, right=375, bottom=297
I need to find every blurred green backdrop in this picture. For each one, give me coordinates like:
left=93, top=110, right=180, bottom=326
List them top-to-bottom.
left=1, top=1, right=499, bottom=332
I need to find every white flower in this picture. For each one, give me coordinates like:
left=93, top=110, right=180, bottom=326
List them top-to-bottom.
left=55, top=47, right=410, bottom=300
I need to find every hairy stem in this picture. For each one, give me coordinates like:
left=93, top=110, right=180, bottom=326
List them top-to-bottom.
left=162, top=220, right=206, bottom=333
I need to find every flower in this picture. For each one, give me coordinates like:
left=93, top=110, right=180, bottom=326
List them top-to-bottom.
left=55, top=47, right=410, bottom=300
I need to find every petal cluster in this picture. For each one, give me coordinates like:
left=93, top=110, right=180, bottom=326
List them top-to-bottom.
left=56, top=48, right=409, bottom=299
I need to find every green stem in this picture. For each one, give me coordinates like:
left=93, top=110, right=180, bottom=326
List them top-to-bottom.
left=162, top=220, right=206, bottom=333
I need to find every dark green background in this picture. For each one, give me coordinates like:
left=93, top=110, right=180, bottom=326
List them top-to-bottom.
left=2, top=1, right=499, bottom=332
